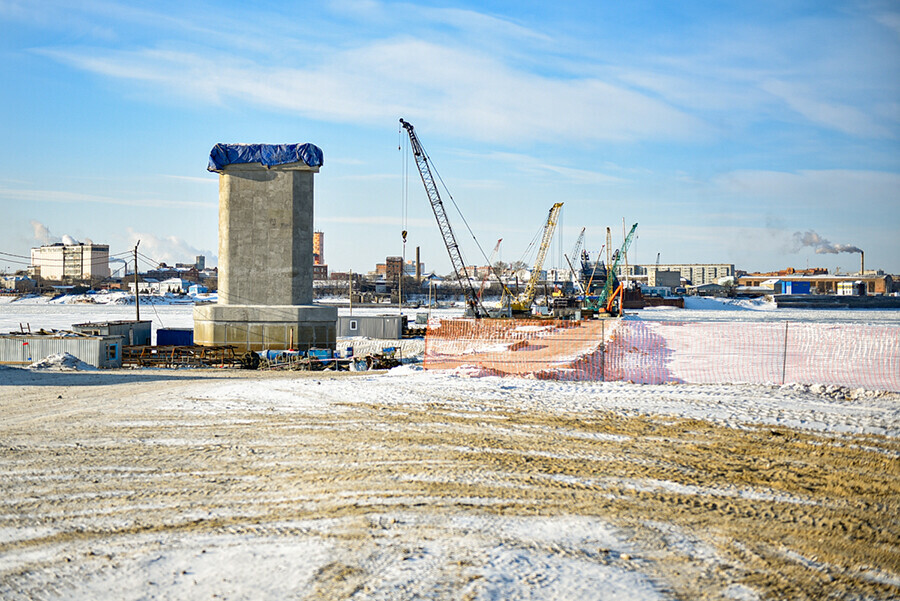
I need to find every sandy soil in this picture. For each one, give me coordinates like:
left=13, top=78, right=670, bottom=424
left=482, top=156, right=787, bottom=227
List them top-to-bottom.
left=1, top=367, right=898, bottom=600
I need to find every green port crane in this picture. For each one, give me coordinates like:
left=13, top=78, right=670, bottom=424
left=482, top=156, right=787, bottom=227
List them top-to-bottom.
left=598, top=222, right=638, bottom=314
left=582, top=223, right=637, bottom=315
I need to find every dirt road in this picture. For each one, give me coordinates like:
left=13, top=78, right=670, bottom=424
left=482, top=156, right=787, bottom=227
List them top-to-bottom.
left=1, top=368, right=898, bottom=599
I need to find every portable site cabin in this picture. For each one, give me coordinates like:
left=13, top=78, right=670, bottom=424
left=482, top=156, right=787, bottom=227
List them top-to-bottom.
left=837, top=281, right=867, bottom=296
left=337, top=315, right=406, bottom=339
left=71, top=320, right=152, bottom=346
left=0, top=332, right=124, bottom=368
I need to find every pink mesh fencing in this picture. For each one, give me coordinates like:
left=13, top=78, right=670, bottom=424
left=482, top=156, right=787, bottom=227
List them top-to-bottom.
left=424, top=318, right=900, bottom=391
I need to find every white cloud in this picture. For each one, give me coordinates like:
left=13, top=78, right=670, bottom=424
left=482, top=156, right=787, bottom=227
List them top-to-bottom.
left=875, top=10, right=900, bottom=38
left=38, top=36, right=706, bottom=145
left=761, top=80, right=893, bottom=138
left=479, top=151, right=626, bottom=184
left=162, top=174, right=217, bottom=185
left=0, top=186, right=215, bottom=209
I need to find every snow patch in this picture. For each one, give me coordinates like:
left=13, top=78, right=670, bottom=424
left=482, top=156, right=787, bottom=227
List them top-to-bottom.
left=28, top=352, right=96, bottom=371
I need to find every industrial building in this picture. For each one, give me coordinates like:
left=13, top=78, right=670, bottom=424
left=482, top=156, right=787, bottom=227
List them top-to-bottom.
left=29, top=242, right=110, bottom=284
left=737, top=273, right=893, bottom=295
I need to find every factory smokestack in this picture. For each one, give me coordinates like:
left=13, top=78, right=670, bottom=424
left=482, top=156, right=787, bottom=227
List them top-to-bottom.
left=416, top=246, right=421, bottom=282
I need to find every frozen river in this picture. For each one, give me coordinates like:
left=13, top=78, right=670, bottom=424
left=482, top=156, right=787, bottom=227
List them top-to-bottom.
left=3, top=295, right=900, bottom=341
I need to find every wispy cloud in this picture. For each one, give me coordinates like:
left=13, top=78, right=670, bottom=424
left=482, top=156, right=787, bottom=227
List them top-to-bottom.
left=37, top=34, right=706, bottom=145
left=761, top=80, right=892, bottom=138
left=480, top=151, right=627, bottom=184
left=162, top=174, right=217, bottom=184
left=0, top=186, right=215, bottom=208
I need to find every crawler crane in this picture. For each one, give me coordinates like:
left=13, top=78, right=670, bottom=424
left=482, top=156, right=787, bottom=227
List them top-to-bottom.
left=399, top=119, right=488, bottom=317
left=509, top=202, right=564, bottom=316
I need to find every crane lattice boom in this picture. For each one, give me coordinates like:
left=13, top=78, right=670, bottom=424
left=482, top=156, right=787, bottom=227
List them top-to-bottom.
left=400, top=119, right=485, bottom=317
left=510, top=202, right=564, bottom=313
left=599, top=223, right=638, bottom=308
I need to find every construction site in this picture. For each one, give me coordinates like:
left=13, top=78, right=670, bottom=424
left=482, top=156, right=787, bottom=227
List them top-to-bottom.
left=1, top=126, right=898, bottom=601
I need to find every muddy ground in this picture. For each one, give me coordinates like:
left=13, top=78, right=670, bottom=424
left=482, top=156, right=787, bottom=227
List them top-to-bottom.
left=1, top=368, right=898, bottom=600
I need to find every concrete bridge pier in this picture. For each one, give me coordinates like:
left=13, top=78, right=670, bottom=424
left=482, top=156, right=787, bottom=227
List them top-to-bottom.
left=194, top=144, right=336, bottom=352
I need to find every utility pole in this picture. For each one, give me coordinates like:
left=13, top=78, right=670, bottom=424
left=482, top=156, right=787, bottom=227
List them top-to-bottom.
left=134, top=240, right=140, bottom=322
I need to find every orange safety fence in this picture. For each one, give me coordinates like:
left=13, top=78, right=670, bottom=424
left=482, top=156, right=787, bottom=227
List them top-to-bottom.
left=424, top=318, right=900, bottom=391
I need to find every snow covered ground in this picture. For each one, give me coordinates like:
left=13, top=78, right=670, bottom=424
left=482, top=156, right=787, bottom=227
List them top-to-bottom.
left=0, top=367, right=897, bottom=599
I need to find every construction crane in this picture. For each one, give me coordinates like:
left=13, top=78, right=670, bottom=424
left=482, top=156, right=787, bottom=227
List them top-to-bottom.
left=400, top=119, right=487, bottom=317
left=509, top=202, right=564, bottom=315
left=596, top=223, right=638, bottom=315
left=568, top=228, right=585, bottom=292
left=478, top=238, right=502, bottom=301
left=581, top=245, right=605, bottom=295
left=564, top=253, right=584, bottom=295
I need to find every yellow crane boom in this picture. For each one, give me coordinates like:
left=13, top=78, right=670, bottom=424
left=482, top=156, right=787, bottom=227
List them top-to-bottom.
left=510, top=202, right=564, bottom=314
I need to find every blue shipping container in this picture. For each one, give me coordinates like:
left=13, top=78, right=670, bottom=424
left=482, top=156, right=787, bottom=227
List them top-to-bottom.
left=784, top=281, right=811, bottom=295
left=156, top=328, right=194, bottom=346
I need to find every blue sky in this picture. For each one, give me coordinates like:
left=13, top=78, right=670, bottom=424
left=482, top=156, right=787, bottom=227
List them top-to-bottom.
left=1, top=0, right=898, bottom=277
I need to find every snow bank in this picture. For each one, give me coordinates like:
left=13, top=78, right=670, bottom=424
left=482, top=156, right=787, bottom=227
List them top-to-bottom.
left=682, top=296, right=776, bottom=311
left=28, top=352, right=96, bottom=371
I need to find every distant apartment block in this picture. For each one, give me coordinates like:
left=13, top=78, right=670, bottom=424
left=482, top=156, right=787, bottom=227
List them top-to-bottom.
left=30, top=243, right=110, bottom=283
left=616, top=263, right=734, bottom=286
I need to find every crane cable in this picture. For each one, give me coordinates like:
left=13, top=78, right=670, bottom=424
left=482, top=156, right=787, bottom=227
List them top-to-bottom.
left=399, top=126, right=409, bottom=239
left=399, top=127, right=410, bottom=294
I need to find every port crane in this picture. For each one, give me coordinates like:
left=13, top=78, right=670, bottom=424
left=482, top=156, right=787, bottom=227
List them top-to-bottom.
left=399, top=119, right=488, bottom=317
left=509, top=202, right=564, bottom=315
left=594, top=222, right=638, bottom=315
left=565, top=227, right=586, bottom=294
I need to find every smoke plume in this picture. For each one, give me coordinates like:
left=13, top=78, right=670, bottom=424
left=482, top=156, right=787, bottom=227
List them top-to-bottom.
left=30, top=220, right=57, bottom=245
left=793, top=230, right=862, bottom=254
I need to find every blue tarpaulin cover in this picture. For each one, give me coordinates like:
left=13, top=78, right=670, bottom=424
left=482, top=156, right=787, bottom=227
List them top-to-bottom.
left=207, top=143, right=324, bottom=173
